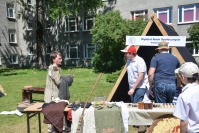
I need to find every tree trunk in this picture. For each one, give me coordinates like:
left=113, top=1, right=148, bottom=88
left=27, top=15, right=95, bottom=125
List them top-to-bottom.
left=36, top=0, right=46, bottom=69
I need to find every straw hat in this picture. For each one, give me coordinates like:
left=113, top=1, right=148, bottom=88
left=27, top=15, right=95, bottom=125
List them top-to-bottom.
left=155, top=41, right=170, bottom=50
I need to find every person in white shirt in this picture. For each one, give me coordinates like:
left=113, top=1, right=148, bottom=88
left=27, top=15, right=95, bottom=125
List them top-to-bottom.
left=121, top=45, right=149, bottom=103
left=173, top=62, right=199, bottom=133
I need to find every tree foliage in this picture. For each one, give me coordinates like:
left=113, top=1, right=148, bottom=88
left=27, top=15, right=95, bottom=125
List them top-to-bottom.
left=17, top=0, right=103, bottom=68
left=45, top=0, right=103, bottom=19
left=91, top=11, right=147, bottom=73
left=188, top=22, right=199, bottom=47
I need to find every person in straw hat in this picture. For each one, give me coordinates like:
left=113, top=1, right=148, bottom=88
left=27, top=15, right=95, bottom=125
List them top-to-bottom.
left=148, top=41, right=180, bottom=103
left=173, top=62, right=199, bottom=133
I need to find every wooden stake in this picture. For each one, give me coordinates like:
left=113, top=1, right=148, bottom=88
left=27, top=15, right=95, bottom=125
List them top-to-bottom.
left=76, top=73, right=102, bottom=133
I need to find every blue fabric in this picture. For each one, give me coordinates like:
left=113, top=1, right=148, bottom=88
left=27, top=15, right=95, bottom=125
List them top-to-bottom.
left=150, top=53, right=180, bottom=84
left=153, top=82, right=176, bottom=103
left=172, top=87, right=182, bottom=104
left=130, top=88, right=146, bottom=103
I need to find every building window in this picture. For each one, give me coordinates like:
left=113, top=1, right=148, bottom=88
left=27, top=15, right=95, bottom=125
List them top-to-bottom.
left=27, top=0, right=31, bottom=5
left=7, top=4, right=15, bottom=19
left=178, top=4, right=199, bottom=24
left=154, top=7, right=172, bottom=24
left=131, top=10, right=148, bottom=20
left=65, top=17, right=79, bottom=32
left=83, top=17, right=93, bottom=31
left=45, top=20, right=51, bottom=29
left=27, top=22, right=33, bottom=30
left=9, top=32, right=17, bottom=43
left=84, top=44, right=96, bottom=59
left=67, top=45, right=79, bottom=59
left=46, top=46, right=51, bottom=54
left=193, top=46, right=199, bottom=56
left=28, top=47, right=33, bottom=55
left=10, top=54, right=18, bottom=64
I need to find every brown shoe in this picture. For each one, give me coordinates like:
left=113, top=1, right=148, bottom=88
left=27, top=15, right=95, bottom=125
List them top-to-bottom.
left=138, top=125, right=147, bottom=133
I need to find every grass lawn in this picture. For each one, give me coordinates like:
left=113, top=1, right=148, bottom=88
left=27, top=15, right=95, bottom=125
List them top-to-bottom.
left=0, top=68, right=139, bottom=133
left=0, top=68, right=115, bottom=133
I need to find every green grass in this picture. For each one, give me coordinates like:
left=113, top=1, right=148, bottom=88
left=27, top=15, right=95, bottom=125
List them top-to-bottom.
left=0, top=68, right=115, bottom=133
left=0, top=68, right=140, bottom=133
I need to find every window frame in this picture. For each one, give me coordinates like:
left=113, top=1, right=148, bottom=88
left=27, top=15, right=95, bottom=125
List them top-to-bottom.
left=27, top=0, right=32, bottom=5
left=178, top=4, right=199, bottom=24
left=7, top=6, right=15, bottom=19
left=154, top=7, right=172, bottom=24
left=131, top=10, right=148, bottom=20
left=65, top=17, right=79, bottom=32
left=83, top=17, right=94, bottom=31
left=45, top=19, right=51, bottom=29
left=27, top=21, right=33, bottom=30
left=9, top=33, right=17, bottom=44
left=83, top=44, right=96, bottom=59
left=67, top=45, right=79, bottom=59
left=46, top=46, right=51, bottom=55
left=28, top=47, right=34, bottom=55
left=10, top=54, right=18, bottom=64
left=0, top=56, right=1, bottom=65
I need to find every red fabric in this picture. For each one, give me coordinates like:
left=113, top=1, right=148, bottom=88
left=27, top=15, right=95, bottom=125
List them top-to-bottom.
left=67, top=109, right=72, bottom=122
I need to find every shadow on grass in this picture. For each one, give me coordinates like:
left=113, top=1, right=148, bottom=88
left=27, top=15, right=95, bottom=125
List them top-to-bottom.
left=0, top=68, right=27, bottom=76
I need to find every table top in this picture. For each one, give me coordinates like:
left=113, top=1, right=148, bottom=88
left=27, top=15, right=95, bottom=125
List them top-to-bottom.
left=24, top=102, right=70, bottom=112
left=126, top=103, right=174, bottom=113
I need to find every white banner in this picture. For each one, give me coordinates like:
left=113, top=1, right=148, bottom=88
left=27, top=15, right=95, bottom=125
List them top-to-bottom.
left=126, top=36, right=186, bottom=47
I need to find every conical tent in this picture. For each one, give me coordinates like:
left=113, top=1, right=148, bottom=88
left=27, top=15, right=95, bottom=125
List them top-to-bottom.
left=107, top=14, right=196, bottom=103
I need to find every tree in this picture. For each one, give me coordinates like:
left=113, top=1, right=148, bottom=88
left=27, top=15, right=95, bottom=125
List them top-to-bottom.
left=17, top=0, right=103, bottom=68
left=91, top=10, right=147, bottom=73
left=188, top=22, right=199, bottom=48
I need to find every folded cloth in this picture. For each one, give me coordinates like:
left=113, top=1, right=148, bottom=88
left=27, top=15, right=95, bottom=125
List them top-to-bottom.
left=42, top=102, right=68, bottom=133
left=94, top=104, right=125, bottom=133
left=71, top=106, right=96, bottom=133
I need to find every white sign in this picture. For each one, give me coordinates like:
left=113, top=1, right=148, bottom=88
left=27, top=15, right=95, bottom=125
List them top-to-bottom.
left=126, top=36, right=186, bottom=47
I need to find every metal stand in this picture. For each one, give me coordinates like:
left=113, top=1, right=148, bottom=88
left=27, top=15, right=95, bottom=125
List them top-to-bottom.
left=26, top=112, right=41, bottom=133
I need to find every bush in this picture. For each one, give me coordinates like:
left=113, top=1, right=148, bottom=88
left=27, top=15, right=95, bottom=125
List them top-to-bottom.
left=91, top=10, right=147, bottom=73
left=188, top=22, right=199, bottom=47
left=106, top=70, right=122, bottom=83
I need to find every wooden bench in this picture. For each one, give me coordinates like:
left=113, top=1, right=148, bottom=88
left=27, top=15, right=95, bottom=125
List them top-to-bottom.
left=22, top=86, right=45, bottom=103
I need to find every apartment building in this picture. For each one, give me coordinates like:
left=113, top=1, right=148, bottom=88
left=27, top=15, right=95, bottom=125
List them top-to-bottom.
left=0, top=0, right=198, bottom=67
left=108, top=0, right=199, bottom=59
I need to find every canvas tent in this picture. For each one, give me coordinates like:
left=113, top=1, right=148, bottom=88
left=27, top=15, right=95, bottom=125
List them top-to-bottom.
left=107, top=14, right=196, bottom=103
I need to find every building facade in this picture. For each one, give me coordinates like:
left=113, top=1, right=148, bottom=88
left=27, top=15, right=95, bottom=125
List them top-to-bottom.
left=0, top=0, right=199, bottom=67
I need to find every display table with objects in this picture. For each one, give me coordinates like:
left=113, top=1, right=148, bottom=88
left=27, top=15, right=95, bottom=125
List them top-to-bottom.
left=24, top=102, right=175, bottom=133
left=24, top=102, right=70, bottom=133
left=127, top=103, right=175, bottom=126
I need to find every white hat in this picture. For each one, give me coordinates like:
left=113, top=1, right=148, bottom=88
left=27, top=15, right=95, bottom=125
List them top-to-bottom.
left=175, top=62, right=199, bottom=78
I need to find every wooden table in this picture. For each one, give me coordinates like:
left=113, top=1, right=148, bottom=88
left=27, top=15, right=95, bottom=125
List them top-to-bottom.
left=22, top=87, right=45, bottom=102
left=24, top=102, right=70, bottom=133
left=127, top=105, right=174, bottom=125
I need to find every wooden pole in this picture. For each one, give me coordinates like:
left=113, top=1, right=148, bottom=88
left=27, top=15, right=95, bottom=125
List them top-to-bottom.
left=76, top=73, right=102, bottom=133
